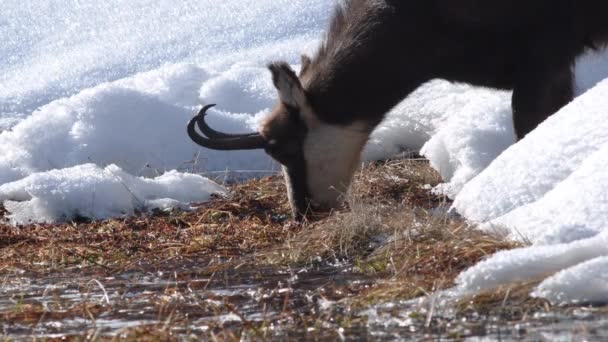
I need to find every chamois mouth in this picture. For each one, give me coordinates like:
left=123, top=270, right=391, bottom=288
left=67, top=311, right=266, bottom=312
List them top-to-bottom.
left=283, top=167, right=341, bottom=222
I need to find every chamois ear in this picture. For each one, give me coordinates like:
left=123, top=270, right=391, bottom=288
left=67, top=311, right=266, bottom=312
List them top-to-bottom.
left=300, top=55, right=312, bottom=76
left=268, top=61, right=307, bottom=109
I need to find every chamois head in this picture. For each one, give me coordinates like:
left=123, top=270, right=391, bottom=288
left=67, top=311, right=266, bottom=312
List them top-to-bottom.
left=187, top=58, right=369, bottom=220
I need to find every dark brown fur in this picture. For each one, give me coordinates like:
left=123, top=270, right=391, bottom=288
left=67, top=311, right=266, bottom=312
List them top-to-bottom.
left=245, top=0, right=608, bottom=219
left=301, top=0, right=608, bottom=138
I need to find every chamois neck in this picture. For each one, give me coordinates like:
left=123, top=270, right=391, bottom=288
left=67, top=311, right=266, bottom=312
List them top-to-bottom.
left=302, top=1, right=427, bottom=129
left=304, top=56, right=424, bottom=129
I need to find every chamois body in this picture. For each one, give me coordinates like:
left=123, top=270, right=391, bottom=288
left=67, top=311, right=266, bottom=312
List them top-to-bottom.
left=303, top=0, right=608, bottom=136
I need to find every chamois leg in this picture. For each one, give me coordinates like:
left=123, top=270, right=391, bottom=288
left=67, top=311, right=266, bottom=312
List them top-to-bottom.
left=511, top=65, right=574, bottom=140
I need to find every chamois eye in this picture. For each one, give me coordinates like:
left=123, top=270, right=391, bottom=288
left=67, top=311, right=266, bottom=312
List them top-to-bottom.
left=265, top=138, right=301, bottom=164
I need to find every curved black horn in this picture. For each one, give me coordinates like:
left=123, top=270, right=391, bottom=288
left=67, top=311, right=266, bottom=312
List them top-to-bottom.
left=196, top=104, right=261, bottom=139
left=187, top=110, right=267, bottom=151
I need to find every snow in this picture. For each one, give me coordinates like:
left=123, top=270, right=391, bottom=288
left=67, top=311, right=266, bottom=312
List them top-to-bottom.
left=2, top=0, right=608, bottom=305
left=0, top=63, right=276, bottom=185
left=448, top=63, right=608, bottom=305
left=452, top=79, right=608, bottom=226
left=363, top=80, right=513, bottom=165
left=418, top=85, right=514, bottom=197
left=0, top=164, right=225, bottom=225
left=455, top=231, right=608, bottom=294
left=533, top=256, right=608, bottom=306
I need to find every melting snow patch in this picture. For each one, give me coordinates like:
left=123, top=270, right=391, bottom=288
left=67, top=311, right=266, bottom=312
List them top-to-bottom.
left=0, top=164, right=225, bottom=225
left=455, top=232, right=608, bottom=294
left=532, top=256, right=608, bottom=306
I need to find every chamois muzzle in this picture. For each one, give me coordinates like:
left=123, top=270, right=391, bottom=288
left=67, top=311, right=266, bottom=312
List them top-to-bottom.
left=187, top=104, right=268, bottom=150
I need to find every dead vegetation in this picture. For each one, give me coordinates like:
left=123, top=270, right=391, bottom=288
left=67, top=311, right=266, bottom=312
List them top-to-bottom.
left=0, top=159, right=559, bottom=340
left=267, top=160, right=518, bottom=305
left=0, top=176, right=293, bottom=272
left=456, top=281, right=550, bottom=321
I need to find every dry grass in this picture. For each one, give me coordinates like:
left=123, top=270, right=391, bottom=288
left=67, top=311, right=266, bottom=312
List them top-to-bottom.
left=266, top=160, right=519, bottom=305
left=268, top=160, right=448, bottom=262
left=0, top=176, right=293, bottom=272
left=353, top=210, right=517, bottom=306
left=456, top=281, right=551, bottom=320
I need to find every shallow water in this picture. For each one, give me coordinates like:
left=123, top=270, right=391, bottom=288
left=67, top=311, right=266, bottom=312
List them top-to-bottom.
left=2, top=257, right=607, bottom=341
left=1, top=258, right=365, bottom=339
left=365, top=296, right=608, bottom=341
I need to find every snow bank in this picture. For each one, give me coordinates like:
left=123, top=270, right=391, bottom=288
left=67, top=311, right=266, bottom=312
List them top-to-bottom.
left=0, top=0, right=331, bottom=125
left=420, top=50, right=608, bottom=199
left=448, top=54, right=608, bottom=305
left=0, top=63, right=276, bottom=185
left=0, top=63, right=273, bottom=225
left=452, top=79, right=608, bottom=224
left=363, top=80, right=512, bottom=166
left=418, top=86, right=513, bottom=197
left=483, top=140, right=608, bottom=245
left=0, top=164, right=225, bottom=225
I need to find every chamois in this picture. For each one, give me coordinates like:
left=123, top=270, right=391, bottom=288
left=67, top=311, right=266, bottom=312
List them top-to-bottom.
left=188, top=0, right=608, bottom=220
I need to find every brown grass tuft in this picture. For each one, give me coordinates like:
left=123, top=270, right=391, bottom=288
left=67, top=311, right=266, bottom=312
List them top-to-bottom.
left=264, top=159, right=520, bottom=305
left=0, top=176, right=294, bottom=272
left=456, top=281, right=551, bottom=320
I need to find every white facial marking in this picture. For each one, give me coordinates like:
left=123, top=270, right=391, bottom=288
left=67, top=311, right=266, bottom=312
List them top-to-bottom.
left=303, top=121, right=369, bottom=208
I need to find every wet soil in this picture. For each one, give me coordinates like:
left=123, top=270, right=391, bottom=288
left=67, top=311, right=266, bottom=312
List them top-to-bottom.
left=3, top=257, right=608, bottom=341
